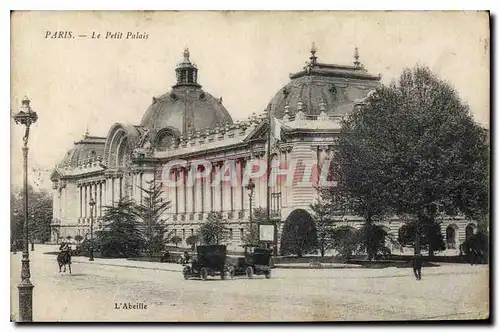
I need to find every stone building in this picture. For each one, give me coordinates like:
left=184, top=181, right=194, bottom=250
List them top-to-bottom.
left=50, top=46, right=476, bottom=253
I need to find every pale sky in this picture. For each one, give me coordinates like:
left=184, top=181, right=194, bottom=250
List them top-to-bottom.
left=10, top=11, right=490, bottom=191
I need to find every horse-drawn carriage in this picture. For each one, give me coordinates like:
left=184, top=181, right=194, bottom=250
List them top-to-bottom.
left=182, top=245, right=228, bottom=280
left=226, top=246, right=272, bottom=279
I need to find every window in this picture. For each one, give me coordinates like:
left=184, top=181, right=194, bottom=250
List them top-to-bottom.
left=157, top=133, right=174, bottom=151
left=229, top=228, right=233, bottom=241
left=240, top=228, right=244, bottom=241
left=182, top=229, right=186, bottom=240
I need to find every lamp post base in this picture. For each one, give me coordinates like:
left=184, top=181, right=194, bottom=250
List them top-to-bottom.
left=17, top=282, right=34, bottom=322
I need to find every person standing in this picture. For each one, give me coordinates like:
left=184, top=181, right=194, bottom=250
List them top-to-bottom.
left=412, top=253, right=422, bottom=280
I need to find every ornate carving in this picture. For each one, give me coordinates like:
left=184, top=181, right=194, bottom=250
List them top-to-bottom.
left=329, top=85, right=337, bottom=96
left=282, top=87, right=290, bottom=96
left=295, top=110, right=305, bottom=120
left=318, top=111, right=328, bottom=121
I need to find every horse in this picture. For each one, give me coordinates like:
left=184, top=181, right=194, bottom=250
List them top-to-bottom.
left=57, top=250, right=72, bottom=274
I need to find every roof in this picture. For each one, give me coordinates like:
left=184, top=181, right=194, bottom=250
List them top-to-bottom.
left=268, top=46, right=382, bottom=119
left=140, top=48, right=233, bottom=134
left=140, top=85, right=233, bottom=134
left=58, top=134, right=106, bottom=168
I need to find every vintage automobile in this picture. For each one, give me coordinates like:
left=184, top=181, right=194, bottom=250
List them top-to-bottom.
left=182, top=245, right=227, bottom=280
left=226, top=246, right=272, bottom=279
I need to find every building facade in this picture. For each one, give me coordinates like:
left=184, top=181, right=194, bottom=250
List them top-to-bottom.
left=50, top=46, right=476, bottom=253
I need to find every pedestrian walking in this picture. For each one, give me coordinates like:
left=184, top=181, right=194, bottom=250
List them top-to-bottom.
left=412, top=254, right=422, bottom=280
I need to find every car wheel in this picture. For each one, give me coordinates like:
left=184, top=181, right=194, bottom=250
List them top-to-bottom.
left=227, top=265, right=235, bottom=279
left=182, top=266, right=190, bottom=280
left=246, top=266, right=254, bottom=279
left=200, top=267, right=208, bottom=281
left=265, top=270, right=271, bottom=279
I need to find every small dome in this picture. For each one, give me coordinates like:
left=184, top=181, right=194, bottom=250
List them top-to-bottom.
left=268, top=45, right=382, bottom=119
left=140, top=48, right=233, bottom=133
left=59, top=135, right=106, bottom=168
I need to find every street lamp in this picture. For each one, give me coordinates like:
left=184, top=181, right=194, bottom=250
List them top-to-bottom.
left=12, top=96, right=38, bottom=322
left=246, top=179, right=256, bottom=238
left=89, top=195, right=96, bottom=261
left=12, top=209, right=19, bottom=255
left=30, top=214, right=35, bottom=251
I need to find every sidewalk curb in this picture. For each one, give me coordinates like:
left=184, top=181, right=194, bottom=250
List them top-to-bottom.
left=73, top=260, right=182, bottom=273
left=274, top=265, right=363, bottom=269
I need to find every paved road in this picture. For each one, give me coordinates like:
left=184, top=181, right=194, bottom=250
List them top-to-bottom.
left=10, top=245, right=489, bottom=322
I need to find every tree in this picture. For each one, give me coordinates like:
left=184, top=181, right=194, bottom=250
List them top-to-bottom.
left=336, top=66, right=489, bottom=256
left=135, top=180, right=173, bottom=258
left=11, top=185, right=53, bottom=246
left=11, top=192, right=23, bottom=250
left=97, top=197, right=144, bottom=258
left=310, top=199, right=335, bottom=257
left=243, top=207, right=267, bottom=246
left=280, top=210, right=317, bottom=257
left=198, top=212, right=228, bottom=245
left=398, top=220, right=445, bottom=253
left=330, top=226, right=360, bottom=260
left=74, top=234, right=83, bottom=244
left=185, top=234, right=199, bottom=249
left=170, top=236, right=182, bottom=247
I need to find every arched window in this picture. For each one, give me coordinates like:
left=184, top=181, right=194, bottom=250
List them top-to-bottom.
left=157, top=132, right=175, bottom=151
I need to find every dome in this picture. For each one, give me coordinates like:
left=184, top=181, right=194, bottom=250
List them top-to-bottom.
left=268, top=45, right=382, bottom=119
left=140, top=48, right=233, bottom=134
left=58, top=134, right=106, bottom=168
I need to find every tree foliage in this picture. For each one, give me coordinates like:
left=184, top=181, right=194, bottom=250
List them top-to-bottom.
left=332, top=66, right=488, bottom=255
left=135, top=180, right=173, bottom=257
left=11, top=185, right=53, bottom=249
left=97, top=197, right=143, bottom=258
left=310, top=199, right=336, bottom=257
left=243, top=207, right=267, bottom=246
left=280, top=209, right=317, bottom=257
left=198, top=212, right=228, bottom=245
left=398, top=220, right=446, bottom=253
left=329, top=226, right=360, bottom=259
left=185, top=234, right=200, bottom=249
left=170, top=236, right=182, bottom=247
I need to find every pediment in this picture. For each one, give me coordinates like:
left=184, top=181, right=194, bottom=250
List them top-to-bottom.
left=243, top=120, right=269, bottom=142
left=50, top=168, right=63, bottom=181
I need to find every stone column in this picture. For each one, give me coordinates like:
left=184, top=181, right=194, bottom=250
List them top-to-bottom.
left=257, top=156, right=266, bottom=209
left=242, top=158, right=249, bottom=214
left=234, top=159, right=242, bottom=212
left=213, top=163, right=221, bottom=212
left=185, top=166, right=193, bottom=215
left=208, top=166, right=214, bottom=212
left=195, top=167, right=203, bottom=214
left=179, top=168, right=186, bottom=214
left=171, top=169, right=177, bottom=214
left=119, top=177, right=123, bottom=201
left=93, top=182, right=98, bottom=218
left=99, top=182, right=103, bottom=217
left=52, top=184, right=59, bottom=223
left=78, top=185, right=82, bottom=218
left=84, top=185, right=88, bottom=218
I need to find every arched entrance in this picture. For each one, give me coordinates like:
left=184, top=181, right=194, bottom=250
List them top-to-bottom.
left=280, top=209, right=317, bottom=257
left=465, top=223, right=476, bottom=240
left=446, top=224, right=459, bottom=249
